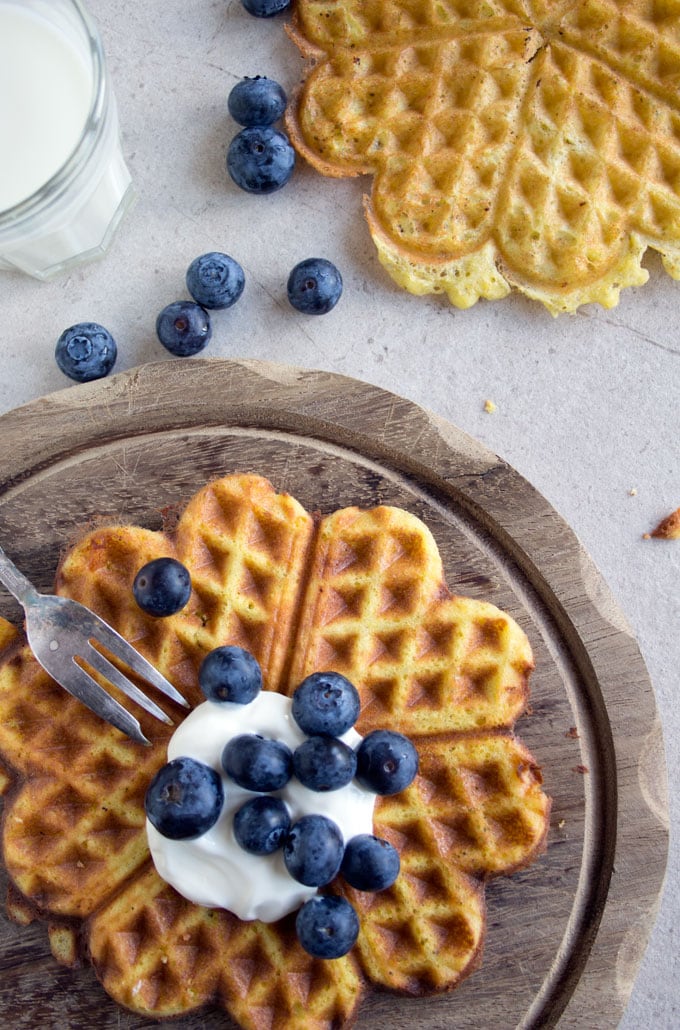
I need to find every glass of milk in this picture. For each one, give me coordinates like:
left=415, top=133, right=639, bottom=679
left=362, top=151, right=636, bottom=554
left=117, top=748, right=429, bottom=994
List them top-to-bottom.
left=0, top=0, right=134, bottom=279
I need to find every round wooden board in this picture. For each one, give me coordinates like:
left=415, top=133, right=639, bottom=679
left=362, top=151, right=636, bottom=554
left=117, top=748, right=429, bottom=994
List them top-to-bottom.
left=0, top=359, right=668, bottom=1029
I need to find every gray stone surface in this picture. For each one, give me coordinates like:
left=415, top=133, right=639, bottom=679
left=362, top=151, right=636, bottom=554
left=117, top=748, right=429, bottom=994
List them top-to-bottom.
left=0, top=1, right=677, bottom=1025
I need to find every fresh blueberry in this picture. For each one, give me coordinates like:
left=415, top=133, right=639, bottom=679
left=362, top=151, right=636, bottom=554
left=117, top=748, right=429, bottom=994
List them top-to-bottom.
left=242, top=0, right=290, bottom=16
left=228, top=76, right=287, bottom=127
left=227, top=126, right=295, bottom=194
left=185, top=252, right=245, bottom=309
left=287, top=258, right=343, bottom=315
left=156, top=301, right=212, bottom=356
left=55, top=322, right=117, bottom=383
left=133, top=557, right=192, bottom=617
left=199, top=645, right=262, bottom=704
left=291, top=671, right=360, bottom=737
left=355, top=730, right=419, bottom=796
left=222, top=733, right=293, bottom=792
left=293, top=736, right=357, bottom=792
left=145, top=756, right=224, bottom=840
left=233, top=795, right=291, bottom=855
left=283, top=814, right=344, bottom=886
left=341, top=834, right=400, bottom=891
left=296, top=895, right=359, bottom=959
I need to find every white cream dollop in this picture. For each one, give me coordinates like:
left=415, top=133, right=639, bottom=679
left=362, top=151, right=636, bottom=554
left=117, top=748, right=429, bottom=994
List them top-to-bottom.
left=146, top=692, right=376, bottom=922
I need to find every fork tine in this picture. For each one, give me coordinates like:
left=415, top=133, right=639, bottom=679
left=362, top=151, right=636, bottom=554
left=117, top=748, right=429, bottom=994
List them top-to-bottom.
left=85, top=614, right=189, bottom=708
left=83, top=642, right=173, bottom=725
left=59, top=660, right=151, bottom=746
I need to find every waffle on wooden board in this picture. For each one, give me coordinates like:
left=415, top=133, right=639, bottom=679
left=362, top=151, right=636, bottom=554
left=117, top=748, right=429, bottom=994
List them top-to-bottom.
left=285, top=0, right=680, bottom=314
left=0, top=474, right=550, bottom=1028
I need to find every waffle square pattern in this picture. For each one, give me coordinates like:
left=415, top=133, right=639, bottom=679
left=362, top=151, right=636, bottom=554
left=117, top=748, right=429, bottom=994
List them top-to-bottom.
left=286, top=0, right=680, bottom=313
left=0, top=475, right=550, bottom=1028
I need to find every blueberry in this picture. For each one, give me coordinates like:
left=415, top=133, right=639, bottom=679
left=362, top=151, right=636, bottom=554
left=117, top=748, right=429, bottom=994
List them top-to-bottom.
left=242, top=0, right=290, bottom=16
left=228, top=76, right=287, bottom=127
left=227, top=126, right=295, bottom=194
left=185, top=252, right=245, bottom=309
left=287, top=258, right=343, bottom=315
left=156, top=301, right=212, bottom=356
left=55, top=322, right=117, bottom=383
left=133, top=557, right=192, bottom=617
left=199, top=646, right=262, bottom=704
left=291, top=672, right=360, bottom=737
left=355, top=730, right=419, bottom=796
left=222, top=733, right=293, bottom=791
left=293, top=736, right=357, bottom=792
left=145, top=756, right=224, bottom=840
left=233, top=794, right=291, bottom=854
left=283, top=814, right=344, bottom=886
left=341, top=834, right=400, bottom=891
left=296, top=895, right=359, bottom=959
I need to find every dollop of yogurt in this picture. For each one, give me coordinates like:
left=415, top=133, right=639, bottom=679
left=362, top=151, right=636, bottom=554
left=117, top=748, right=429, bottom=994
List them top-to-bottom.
left=146, top=692, right=376, bottom=922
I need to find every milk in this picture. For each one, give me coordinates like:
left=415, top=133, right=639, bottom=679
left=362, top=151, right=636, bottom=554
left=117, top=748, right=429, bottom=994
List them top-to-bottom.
left=0, top=0, right=134, bottom=279
left=0, top=3, right=92, bottom=211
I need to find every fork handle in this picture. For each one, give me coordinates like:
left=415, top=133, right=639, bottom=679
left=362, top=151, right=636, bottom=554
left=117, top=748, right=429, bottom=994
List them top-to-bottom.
left=0, top=545, right=39, bottom=606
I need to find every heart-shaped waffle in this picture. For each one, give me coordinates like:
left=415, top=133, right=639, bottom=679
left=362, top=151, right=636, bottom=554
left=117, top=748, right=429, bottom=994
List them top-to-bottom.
left=285, top=0, right=680, bottom=314
left=0, top=474, right=550, bottom=1028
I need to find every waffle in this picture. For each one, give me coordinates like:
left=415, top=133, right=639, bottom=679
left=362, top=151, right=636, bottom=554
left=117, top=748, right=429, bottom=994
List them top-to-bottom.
left=285, top=0, right=680, bottom=314
left=0, top=473, right=550, bottom=1028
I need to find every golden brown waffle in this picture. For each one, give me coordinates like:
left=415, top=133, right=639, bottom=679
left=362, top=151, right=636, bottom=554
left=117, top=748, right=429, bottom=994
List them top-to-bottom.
left=285, top=0, right=680, bottom=314
left=0, top=473, right=550, bottom=1028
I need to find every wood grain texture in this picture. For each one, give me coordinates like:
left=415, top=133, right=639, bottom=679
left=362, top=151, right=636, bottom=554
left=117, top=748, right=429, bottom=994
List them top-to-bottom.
left=0, top=358, right=668, bottom=1028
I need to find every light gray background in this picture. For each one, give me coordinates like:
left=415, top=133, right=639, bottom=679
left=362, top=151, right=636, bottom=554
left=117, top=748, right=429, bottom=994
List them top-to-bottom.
left=0, top=1, right=677, bottom=1026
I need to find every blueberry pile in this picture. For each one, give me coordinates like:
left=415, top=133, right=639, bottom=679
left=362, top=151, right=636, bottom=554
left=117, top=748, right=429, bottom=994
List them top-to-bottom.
left=53, top=64, right=344, bottom=383
left=227, top=74, right=294, bottom=195
left=224, top=75, right=342, bottom=310
left=55, top=241, right=343, bottom=375
left=155, top=251, right=246, bottom=357
left=145, top=649, right=419, bottom=959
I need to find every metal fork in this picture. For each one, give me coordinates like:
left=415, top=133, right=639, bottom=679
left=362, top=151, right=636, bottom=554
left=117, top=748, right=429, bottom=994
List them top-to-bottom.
left=0, top=544, right=189, bottom=746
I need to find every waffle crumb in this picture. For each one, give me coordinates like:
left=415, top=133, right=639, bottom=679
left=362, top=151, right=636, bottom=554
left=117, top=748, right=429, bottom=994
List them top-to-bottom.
left=286, top=0, right=680, bottom=314
left=650, top=507, right=680, bottom=539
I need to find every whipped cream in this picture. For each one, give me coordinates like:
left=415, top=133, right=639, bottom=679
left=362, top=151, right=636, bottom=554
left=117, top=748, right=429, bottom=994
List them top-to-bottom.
left=146, top=692, right=376, bottom=922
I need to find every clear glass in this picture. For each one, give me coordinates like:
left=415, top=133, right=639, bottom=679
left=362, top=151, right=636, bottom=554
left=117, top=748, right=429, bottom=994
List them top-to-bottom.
left=0, top=0, right=134, bottom=280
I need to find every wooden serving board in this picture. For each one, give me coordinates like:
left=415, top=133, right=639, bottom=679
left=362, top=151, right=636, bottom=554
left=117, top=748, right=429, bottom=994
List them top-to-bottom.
left=0, top=359, right=668, bottom=1029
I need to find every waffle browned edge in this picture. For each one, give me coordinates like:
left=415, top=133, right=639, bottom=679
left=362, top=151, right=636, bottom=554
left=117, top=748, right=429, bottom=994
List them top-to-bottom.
left=0, top=475, right=551, bottom=1027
